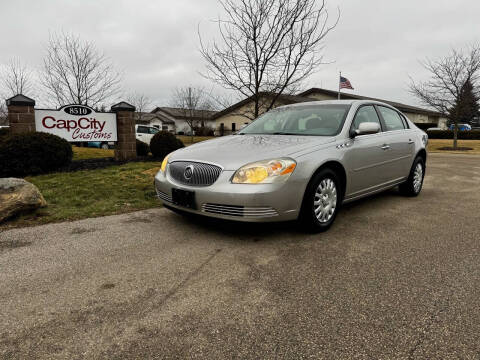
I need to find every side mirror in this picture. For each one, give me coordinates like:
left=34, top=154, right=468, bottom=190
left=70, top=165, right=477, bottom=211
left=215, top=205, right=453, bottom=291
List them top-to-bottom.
left=351, top=122, right=381, bottom=137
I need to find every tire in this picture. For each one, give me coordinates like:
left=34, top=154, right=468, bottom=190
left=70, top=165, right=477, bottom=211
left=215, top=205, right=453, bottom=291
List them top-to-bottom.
left=101, top=143, right=109, bottom=150
left=399, top=156, right=425, bottom=197
left=298, top=168, right=342, bottom=233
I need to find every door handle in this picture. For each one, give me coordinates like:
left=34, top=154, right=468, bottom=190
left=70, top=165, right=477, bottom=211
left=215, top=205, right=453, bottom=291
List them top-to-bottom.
left=408, top=139, right=414, bottom=144
left=381, top=144, right=390, bottom=150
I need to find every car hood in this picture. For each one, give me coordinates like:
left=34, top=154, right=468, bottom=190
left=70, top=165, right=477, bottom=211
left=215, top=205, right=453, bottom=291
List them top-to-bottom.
left=170, top=135, right=335, bottom=170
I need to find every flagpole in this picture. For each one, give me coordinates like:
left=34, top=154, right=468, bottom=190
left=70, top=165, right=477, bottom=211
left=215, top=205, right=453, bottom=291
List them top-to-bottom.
left=338, top=71, right=341, bottom=100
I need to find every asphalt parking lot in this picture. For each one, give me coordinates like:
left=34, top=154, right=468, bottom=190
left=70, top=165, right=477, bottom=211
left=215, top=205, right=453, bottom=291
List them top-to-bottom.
left=1, top=153, right=480, bottom=359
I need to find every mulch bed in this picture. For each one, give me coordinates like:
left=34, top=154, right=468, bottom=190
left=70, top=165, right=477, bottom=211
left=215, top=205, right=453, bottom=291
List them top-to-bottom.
left=437, top=147, right=473, bottom=151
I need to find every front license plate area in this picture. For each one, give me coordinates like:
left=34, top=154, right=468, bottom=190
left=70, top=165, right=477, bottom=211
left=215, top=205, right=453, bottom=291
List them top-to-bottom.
left=172, top=189, right=196, bottom=209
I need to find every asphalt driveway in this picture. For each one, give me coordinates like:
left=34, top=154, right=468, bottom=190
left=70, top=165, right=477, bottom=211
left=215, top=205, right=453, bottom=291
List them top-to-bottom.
left=1, top=153, right=480, bottom=359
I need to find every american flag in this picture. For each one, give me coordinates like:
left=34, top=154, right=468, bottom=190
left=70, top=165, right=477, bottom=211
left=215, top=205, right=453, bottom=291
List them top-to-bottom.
left=340, top=76, right=354, bottom=90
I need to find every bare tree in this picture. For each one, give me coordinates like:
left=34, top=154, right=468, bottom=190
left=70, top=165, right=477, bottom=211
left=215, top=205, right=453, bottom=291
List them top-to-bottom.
left=199, top=0, right=338, bottom=119
left=41, top=32, right=121, bottom=108
left=410, top=44, right=480, bottom=149
left=1, top=57, right=34, bottom=96
left=171, top=86, right=214, bottom=141
left=127, top=93, right=152, bottom=121
left=0, top=102, right=7, bottom=126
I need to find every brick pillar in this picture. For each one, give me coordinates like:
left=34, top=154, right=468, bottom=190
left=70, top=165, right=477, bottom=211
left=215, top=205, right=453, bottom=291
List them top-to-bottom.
left=6, top=94, right=36, bottom=134
left=111, top=101, right=136, bottom=161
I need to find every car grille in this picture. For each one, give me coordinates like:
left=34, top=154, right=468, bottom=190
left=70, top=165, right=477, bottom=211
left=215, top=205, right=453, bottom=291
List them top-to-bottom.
left=169, top=161, right=222, bottom=187
left=156, top=189, right=172, bottom=203
left=202, top=203, right=278, bottom=218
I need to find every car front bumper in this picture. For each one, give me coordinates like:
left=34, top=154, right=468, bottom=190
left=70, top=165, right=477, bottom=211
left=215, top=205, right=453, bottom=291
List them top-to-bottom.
left=154, top=169, right=305, bottom=222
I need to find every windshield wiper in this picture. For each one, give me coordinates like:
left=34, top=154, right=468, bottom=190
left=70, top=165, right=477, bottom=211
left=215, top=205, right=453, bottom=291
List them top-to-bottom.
left=271, top=132, right=299, bottom=135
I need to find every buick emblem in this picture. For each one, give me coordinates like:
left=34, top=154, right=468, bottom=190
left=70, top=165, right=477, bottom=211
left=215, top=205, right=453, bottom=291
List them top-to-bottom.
left=184, top=165, right=194, bottom=180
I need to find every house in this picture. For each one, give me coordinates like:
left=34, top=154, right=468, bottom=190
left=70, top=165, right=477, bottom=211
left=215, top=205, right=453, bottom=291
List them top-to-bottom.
left=212, top=88, right=448, bottom=134
left=298, top=88, right=448, bottom=128
left=149, top=107, right=217, bottom=135
left=134, top=112, right=175, bottom=132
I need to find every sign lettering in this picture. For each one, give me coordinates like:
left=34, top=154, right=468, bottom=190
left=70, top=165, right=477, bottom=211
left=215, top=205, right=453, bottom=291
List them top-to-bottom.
left=35, top=105, right=117, bottom=142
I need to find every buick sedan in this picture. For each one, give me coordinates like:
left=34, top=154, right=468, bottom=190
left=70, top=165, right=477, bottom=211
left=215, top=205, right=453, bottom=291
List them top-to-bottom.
left=154, top=100, right=427, bottom=232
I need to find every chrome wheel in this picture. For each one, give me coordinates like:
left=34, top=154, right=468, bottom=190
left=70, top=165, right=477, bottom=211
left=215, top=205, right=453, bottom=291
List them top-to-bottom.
left=413, top=163, right=423, bottom=193
left=314, top=178, right=337, bottom=223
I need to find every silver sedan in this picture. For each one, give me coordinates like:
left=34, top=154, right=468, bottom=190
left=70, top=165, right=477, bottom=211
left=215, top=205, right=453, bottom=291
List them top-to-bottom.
left=154, top=100, right=428, bottom=231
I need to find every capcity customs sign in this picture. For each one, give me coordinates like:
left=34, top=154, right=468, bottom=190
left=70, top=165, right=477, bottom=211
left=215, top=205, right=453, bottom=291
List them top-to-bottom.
left=35, top=105, right=117, bottom=142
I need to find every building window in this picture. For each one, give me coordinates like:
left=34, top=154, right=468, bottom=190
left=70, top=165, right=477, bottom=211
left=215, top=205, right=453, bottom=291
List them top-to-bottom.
left=232, top=123, right=236, bottom=132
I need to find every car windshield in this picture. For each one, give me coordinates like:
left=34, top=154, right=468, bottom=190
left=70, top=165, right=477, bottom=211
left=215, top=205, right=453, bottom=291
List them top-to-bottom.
left=239, top=104, right=351, bottom=136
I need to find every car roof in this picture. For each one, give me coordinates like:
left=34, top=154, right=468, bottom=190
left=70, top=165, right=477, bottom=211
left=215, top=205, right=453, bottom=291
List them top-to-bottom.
left=279, top=99, right=398, bottom=109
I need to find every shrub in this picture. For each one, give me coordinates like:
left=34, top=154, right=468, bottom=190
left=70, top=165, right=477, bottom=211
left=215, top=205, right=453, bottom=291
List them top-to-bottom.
left=414, top=123, right=437, bottom=131
left=194, top=126, right=215, bottom=136
left=0, top=127, right=10, bottom=141
left=426, top=130, right=480, bottom=140
left=150, top=131, right=184, bottom=159
left=0, top=132, right=73, bottom=177
left=136, top=139, right=150, bottom=156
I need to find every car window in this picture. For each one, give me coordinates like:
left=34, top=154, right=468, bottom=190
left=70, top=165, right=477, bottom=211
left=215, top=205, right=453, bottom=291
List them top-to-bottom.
left=240, top=105, right=350, bottom=136
left=352, top=105, right=381, bottom=131
left=378, top=106, right=405, bottom=131
left=137, top=126, right=149, bottom=134
left=149, top=127, right=159, bottom=134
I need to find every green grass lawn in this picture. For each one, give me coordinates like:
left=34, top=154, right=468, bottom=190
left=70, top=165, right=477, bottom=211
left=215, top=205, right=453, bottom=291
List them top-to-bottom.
left=71, top=135, right=215, bottom=161
left=177, top=135, right=215, bottom=145
left=428, top=139, right=480, bottom=154
left=72, top=146, right=114, bottom=160
left=1, top=161, right=162, bottom=230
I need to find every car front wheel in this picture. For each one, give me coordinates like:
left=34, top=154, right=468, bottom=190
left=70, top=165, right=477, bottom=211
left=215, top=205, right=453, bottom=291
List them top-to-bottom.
left=399, top=156, right=425, bottom=196
left=299, top=168, right=342, bottom=232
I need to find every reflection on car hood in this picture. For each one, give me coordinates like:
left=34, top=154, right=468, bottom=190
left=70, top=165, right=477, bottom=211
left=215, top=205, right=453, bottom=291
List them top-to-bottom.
left=170, top=135, right=335, bottom=170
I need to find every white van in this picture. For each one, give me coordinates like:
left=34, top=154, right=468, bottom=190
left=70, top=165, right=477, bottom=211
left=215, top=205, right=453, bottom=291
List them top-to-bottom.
left=136, top=125, right=159, bottom=145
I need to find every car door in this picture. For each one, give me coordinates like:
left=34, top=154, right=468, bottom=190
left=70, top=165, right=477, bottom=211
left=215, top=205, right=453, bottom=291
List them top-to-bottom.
left=343, top=105, right=391, bottom=197
left=376, top=106, right=415, bottom=182
left=136, top=126, right=149, bottom=144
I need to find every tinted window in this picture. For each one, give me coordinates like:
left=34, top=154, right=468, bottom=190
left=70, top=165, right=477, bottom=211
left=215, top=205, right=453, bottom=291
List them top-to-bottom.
left=240, top=105, right=350, bottom=136
left=352, top=105, right=381, bottom=131
left=378, top=106, right=405, bottom=131
left=137, top=126, right=149, bottom=134
left=149, top=127, right=159, bottom=134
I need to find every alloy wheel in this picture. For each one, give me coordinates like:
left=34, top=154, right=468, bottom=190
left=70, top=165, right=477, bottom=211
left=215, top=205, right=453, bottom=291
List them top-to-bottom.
left=413, top=163, right=423, bottom=193
left=314, top=178, right=337, bottom=223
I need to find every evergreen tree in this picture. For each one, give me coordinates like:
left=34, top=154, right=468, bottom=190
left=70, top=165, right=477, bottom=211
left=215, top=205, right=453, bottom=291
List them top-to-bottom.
left=449, top=79, right=480, bottom=126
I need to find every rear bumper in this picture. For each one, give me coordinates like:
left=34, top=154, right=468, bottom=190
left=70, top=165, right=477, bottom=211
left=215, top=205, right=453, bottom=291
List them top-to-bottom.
left=154, top=169, right=304, bottom=222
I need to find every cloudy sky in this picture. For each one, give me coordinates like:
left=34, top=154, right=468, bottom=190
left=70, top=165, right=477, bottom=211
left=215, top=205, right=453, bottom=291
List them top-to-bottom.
left=1, top=0, right=479, bottom=109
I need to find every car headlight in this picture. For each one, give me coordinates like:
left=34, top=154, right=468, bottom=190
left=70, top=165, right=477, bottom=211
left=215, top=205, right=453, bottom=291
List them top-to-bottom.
left=161, top=154, right=170, bottom=172
left=232, top=158, right=296, bottom=184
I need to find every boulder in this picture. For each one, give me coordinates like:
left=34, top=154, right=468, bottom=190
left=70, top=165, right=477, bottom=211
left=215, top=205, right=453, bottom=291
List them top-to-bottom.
left=0, top=178, right=46, bottom=222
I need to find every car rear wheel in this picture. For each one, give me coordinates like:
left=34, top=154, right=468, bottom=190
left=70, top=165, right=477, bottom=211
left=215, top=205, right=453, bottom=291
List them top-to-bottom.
left=399, top=156, right=425, bottom=196
left=299, top=168, right=342, bottom=232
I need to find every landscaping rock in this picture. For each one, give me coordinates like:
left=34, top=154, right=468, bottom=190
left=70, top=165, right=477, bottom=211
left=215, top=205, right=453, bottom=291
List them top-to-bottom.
left=0, top=178, right=46, bottom=222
